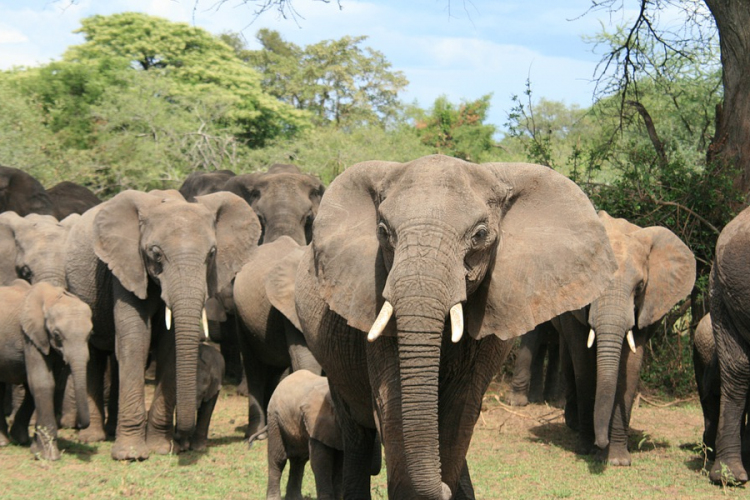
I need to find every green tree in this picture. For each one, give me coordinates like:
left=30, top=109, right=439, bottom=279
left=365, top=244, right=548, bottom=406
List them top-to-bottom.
left=66, top=12, right=310, bottom=146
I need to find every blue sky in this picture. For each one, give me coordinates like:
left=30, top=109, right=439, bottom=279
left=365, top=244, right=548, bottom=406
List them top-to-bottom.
left=0, top=0, right=643, bottom=129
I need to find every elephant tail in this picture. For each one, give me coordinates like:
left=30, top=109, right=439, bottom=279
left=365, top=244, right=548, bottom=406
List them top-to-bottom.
left=247, top=425, right=268, bottom=449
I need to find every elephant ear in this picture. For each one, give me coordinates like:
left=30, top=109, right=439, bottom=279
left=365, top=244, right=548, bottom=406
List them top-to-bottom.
left=310, top=161, right=402, bottom=332
left=465, top=163, right=618, bottom=340
left=223, top=173, right=264, bottom=206
left=93, top=190, right=162, bottom=300
left=194, top=191, right=261, bottom=297
left=0, top=210, right=24, bottom=233
left=598, top=210, right=641, bottom=235
left=59, top=213, right=81, bottom=229
left=634, top=226, right=696, bottom=328
left=265, top=238, right=306, bottom=331
left=21, top=282, right=55, bottom=355
left=305, top=380, right=343, bottom=450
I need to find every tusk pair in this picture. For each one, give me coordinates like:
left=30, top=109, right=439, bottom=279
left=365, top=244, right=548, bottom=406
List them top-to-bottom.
left=367, top=301, right=465, bottom=343
left=164, top=306, right=210, bottom=339
left=587, top=329, right=595, bottom=348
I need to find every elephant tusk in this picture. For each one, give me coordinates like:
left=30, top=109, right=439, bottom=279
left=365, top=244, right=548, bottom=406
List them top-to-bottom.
left=368, top=301, right=393, bottom=342
left=450, top=303, right=464, bottom=343
left=165, top=307, right=172, bottom=331
left=202, top=308, right=209, bottom=339
left=587, top=328, right=595, bottom=348
left=626, top=330, right=636, bottom=354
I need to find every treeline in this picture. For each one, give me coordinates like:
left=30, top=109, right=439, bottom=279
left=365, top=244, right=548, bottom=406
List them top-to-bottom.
left=0, top=12, right=738, bottom=396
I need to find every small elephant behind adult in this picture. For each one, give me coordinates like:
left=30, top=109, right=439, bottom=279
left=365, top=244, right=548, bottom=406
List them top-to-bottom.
left=178, top=170, right=236, bottom=202
left=46, top=181, right=102, bottom=219
left=0, top=280, right=92, bottom=460
left=508, top=321, right=565, bottom=408
left=256, top=370, right=345, bottom=500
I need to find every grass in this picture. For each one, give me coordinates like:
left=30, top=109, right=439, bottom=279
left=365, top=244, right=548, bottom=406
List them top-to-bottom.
left=0, top=382, right=742, bottom=499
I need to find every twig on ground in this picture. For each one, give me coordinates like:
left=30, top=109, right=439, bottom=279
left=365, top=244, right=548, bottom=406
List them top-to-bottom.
left=639, top=394, right=698, bottom=408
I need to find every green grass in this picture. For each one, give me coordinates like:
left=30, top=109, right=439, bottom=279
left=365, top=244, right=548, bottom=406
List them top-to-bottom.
left=0, top=385, right=742, bottom=499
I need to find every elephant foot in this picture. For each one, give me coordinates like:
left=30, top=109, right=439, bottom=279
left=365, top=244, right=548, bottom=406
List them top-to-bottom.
left=236, top=378, right=249, bottom=397
left=508, top=392, right=529, bottom=407
left=59, top=412, right=77, bottom=430
left=104, top=418, right=118, bottom=439
left=9, top=423, right=30, bottom=445
left=78, top=425, right=107, bottom=443
left=147, top=434, right=176, bottom=455
left=190, top=434, right=208, bottom=452
left=31, top=435, right=61, bottom=461
left=574, top=436, right=595, bottom=455
left=111, top=438, right=149, bottom=461
left=595, top=445, right=631, bottom=466
left=710, top=457, right=749, bottom=485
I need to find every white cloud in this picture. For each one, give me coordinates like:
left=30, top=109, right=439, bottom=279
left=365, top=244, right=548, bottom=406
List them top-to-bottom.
left=0, top=28, right=28, bottom=44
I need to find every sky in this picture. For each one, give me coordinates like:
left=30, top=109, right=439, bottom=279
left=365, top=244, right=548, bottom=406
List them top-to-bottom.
left=0, top=0, right=642, bottom=130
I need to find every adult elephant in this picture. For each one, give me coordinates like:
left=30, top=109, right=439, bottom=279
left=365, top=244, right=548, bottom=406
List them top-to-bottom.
left=295, top=155, right=617, bottom=498
left=224, top=163, right=325, bottom=245
left=0, top=166, right=56, bottom=217
left=178, top=170, right=236, bottom=202
left=46, top=181, right=102, bottom=219
left=65, top=189, right=259, bottom=460
left=708, top=205, right=750, bottom=483
left=555, top=211, right=695, bottom=466
left=233, top=236, right=320, bottom=438
left=693, top=313, right=722, bottom=462
left=508, top=321, right=564, bottom=407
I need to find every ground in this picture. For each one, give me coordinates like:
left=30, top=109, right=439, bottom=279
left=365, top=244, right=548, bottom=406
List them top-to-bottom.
left=0, top=379, right=739, bottom=499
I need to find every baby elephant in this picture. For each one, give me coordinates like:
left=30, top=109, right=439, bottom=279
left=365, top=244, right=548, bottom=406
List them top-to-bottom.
left=0, top=280, right=92, bottom=460
left=251, top=370, right=343, bottom=500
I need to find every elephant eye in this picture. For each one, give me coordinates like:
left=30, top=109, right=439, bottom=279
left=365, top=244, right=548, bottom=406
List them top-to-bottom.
left=377, top=221, right=391, bottom=242
left=471, top=225, right=489, bottom=247
left=150, top=245, right=163, bottom=262
left=207, top=246, right=217, bottom=260
left=18, top=265, right=32, bottom=281
left=52, top=331, right=63, bottom=349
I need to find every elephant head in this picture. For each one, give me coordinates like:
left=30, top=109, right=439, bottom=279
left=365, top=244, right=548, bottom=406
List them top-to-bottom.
left=310, top=155, right=617, bottom=497
left=224, top=164, right=325, bottom=245
left=92, top=189, right=260, bottom=436
left=0, top=211, right=79, bottom=287
left=587, top=211, right=695, bottom=450
left=21, top=281, right=93, bottom=428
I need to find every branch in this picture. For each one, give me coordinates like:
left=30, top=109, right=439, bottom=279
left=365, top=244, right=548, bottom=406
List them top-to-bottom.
left=627, top=100, right=668, bottom=167
left=644, top=194, right=721, bottom=235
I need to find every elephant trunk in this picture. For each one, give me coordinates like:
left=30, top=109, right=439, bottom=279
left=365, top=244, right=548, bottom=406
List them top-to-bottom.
left=263, top=214, right=306, bottom=246
left=32, top=269, right=67, bottom=288
left=70, top=355, right=90, bottom=429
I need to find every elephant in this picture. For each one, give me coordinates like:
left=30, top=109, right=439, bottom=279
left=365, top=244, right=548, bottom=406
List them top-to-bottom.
left=294, top=154, right=617, bottom=498
left=0, top=165, right=56, bottom=217
left=178, top=170, right=236, bottom=202
left=46, top=181, right=102, bottom=219
left=64, top=189, right=259, bottom=460
left=707, top=205, right=750, bottom=483
left=554, top=211, right=695, bottom=466
left=233, top=236, right=321, bottom=439
left=0, top=280, right=92, bottom=460
left=693, top=313, right=725, bottom=463
left=508, top=321, right=564, bottom=407
left=147, top=341, right=225, bottom=452
left=252, top=369, right=347, bottom=500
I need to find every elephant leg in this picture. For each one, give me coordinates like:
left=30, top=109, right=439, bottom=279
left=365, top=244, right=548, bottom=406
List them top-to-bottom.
left=111, top=283, right=152, bottom=461
left=711, top=302, right=750, bottom=484
left=219, top=315, right=243, bottom=384
left=285, top=321, right=322, bottom=375
left=147, top=329, right=178, bottom=455
left=509, top=330, right=539, bottom=406
left=544, top=335, right=564, bottom=407
left=559, top=335, right=577, bottom=429
left=238, top=337, right=268, bottom=439
left=78, top=346, right=107, bottom=443
left=24, top=349, right=60, bottom=460
left=105, top=355, right=119, bottom=438
left=57, top=368, right=77, bottom=429
left=0, top=384, right=9, bottom=446
left=10, top=385, right=34, bottom=445
left=330, top=387, right=376, bottom=499
left=191, top=392, right=219, bottom=452
left=265, top=416, right=286, bottom=500
left=310, top=439, right=337, bottom=500
left=333, top=449, right=344, bottom=499
left=285, top=457, right=306, bottom=500
left=453, top=460, right=476, bottom=500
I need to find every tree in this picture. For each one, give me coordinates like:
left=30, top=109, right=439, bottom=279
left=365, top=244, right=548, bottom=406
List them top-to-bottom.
left=66, top=12, right=310, bottom=146
left=232, top=29, right=408, bottom=128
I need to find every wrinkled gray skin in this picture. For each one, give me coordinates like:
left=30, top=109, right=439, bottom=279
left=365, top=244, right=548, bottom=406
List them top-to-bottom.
left=296, top=155, right=617, bottom=499
left=0, top=166, right=56, bottom=217
left=46, top=181, right=102, bottom=220
left=64, top=189, right=259, bottom=460
left=708, top=205, right=750, bottom=483
left=554, top=211, right=695, bottom=466
left=233, top=236, right=321, bottom=440
left=0, top=281, right=92, bottom=460
left=693, top=313, right=722, bottom=463
left=508, top=321, right=564, bottom=408
left=147, top=341, right=225, bottom=452
left=254, top=370, right=348, bottom=500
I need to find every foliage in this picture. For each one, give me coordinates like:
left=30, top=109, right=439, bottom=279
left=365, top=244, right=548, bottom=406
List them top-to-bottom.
left=66, top=13, right=311, bottom=146
left=230, top=29, right=408, bottom=128
left=411, top=94, right=498, bottom=163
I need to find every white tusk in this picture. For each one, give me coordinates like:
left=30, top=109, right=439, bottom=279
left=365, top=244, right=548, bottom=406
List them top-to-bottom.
left=368, top=301, right=393, bottom=342
left=450, top=303, right=464, bottom=343
left=165, top=307, right=172, bottom=330
left=202, top=308, right=209, bottom=339
left=587, top=329, right=595, bottom=348
left=626, top=330, right=636, bottom=354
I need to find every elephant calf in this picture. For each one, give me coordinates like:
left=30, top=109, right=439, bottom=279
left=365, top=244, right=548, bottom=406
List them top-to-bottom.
left=0, top=280, right=92, bottom=460
left=251, top=370, right=344, bottom=500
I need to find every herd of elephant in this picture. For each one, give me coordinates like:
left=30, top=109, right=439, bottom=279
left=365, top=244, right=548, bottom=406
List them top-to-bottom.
left=1, top=155, right=750, bottom=498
